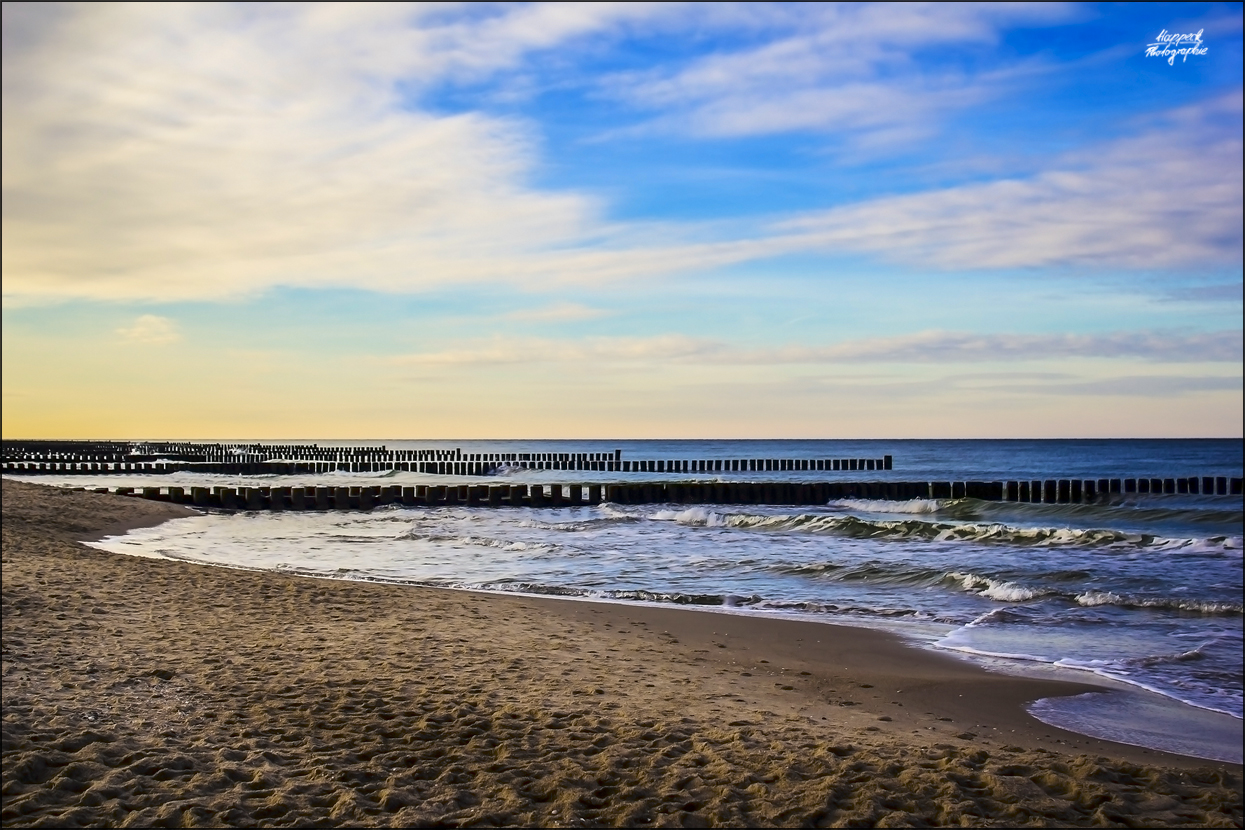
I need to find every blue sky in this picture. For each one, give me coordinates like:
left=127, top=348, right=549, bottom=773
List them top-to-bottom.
left=2, top=2, right=1241, bottom=438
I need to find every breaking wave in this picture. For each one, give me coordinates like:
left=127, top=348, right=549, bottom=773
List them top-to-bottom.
left=828, top=498, right=945, bottom=514
left=637, top=506, right=1235, bottom=551
left=1075, top=591, right=1243, bottom=615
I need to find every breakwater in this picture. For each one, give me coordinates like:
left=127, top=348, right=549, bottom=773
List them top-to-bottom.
left=1, top=440, right=891, bottom=476
left=77, top=474, right=1243, bottom=511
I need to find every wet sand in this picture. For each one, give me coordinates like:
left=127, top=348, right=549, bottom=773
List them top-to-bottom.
left=3, top=479, right=1241, bottom=827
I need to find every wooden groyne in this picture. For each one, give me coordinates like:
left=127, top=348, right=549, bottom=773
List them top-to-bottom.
left=1, top=440, right=892, bottom=476
left=80, top=475, right=1242, bottom=511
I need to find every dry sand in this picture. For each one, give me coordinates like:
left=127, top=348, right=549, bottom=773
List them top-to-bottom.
left=3, top=478, right=1241, bottom=827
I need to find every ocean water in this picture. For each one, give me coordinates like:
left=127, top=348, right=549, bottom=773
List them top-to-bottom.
left=13, top=438, right=1243, bottom=761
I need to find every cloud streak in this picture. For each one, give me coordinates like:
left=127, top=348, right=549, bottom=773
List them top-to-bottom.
left=607, top=3, right=1079, bottom=143
left=2, top=4, right=1240, bottom=309
left=2, top=4, right=655, bottom=303
left=778, top=92, right=1244, bottom=270
left=502, top=302, right=610, bottom=323
left=116, top=314, right=180, bottom=345
left=389, top=329, right=1243, bottom=367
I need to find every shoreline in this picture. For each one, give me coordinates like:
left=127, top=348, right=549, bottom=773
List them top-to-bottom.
left=4, top=479, right=1241, bottom=827
left=80, top=498, right=1244, bottom=760
left=71, top=545, right=1245, bottom=763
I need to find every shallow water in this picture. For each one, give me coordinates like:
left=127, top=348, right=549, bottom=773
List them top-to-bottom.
left=17, top=438, right=1243, bottom=760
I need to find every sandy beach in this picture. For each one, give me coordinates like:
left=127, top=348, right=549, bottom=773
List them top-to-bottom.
left=2, top=479, right=1240, bottom=827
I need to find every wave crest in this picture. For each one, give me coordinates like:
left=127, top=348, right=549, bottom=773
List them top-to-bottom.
left=1075, top=591, right=1243, bottom=615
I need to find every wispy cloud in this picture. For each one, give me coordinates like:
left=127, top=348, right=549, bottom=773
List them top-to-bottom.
left=605, top=3, right=1079, bottom=143
left=1, top=4, right=670, bottom=304
left=2, top=4, right=1239, bottom=309
left=777, top=92, right=1244, bottom=270
left=502, top=302, right=610, bottom=323
left=116, top=314, right=180, bottom=345
left=388, top=329, right=1242, bottom=367
left=773, top=329, right=1243, bottom=364
left=389, top=334, right=723, bottom=366
left=956, top=374, right=1243, bottom=397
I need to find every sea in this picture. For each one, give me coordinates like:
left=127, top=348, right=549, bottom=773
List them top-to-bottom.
left=13, top=438, right=1242, bottom=763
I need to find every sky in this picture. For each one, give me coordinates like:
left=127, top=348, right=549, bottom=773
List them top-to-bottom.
left=2, top=2, right=1241, bottom=440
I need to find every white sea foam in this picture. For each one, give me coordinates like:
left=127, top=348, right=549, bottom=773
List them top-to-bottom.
left=829, top=498, right=945, bottom=514
left=650, top=506, right=731, bottom=526
left=396, top=529, right=554, bottom=553
left=947, top=571, right=1049, bottom=602
left=1076, top=590, right=1243, bottom=614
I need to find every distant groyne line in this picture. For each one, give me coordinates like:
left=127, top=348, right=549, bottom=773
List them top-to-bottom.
left=1, top=440, right=892, bottom=476
left=74, top=476, right=1243, bottom=511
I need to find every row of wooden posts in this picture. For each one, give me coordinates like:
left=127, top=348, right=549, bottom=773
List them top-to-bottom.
left=2, top=440, right=567, bottom=464
left=2, top=442, right=621, bottom=467
left=3, top=456, right=893, bottom=476
left=90, top=474, right=1242, bottom=511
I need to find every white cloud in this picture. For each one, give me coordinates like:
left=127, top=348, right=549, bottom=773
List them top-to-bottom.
left=1, top=3, right=672, bottom=305
left=606, top=3, right=1078, bottom=141
left=1, top=4, right=1239, bottom=308
left=776, top=92, right=1244, bottom=270
left=116, top=314, right=180, bottom=345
